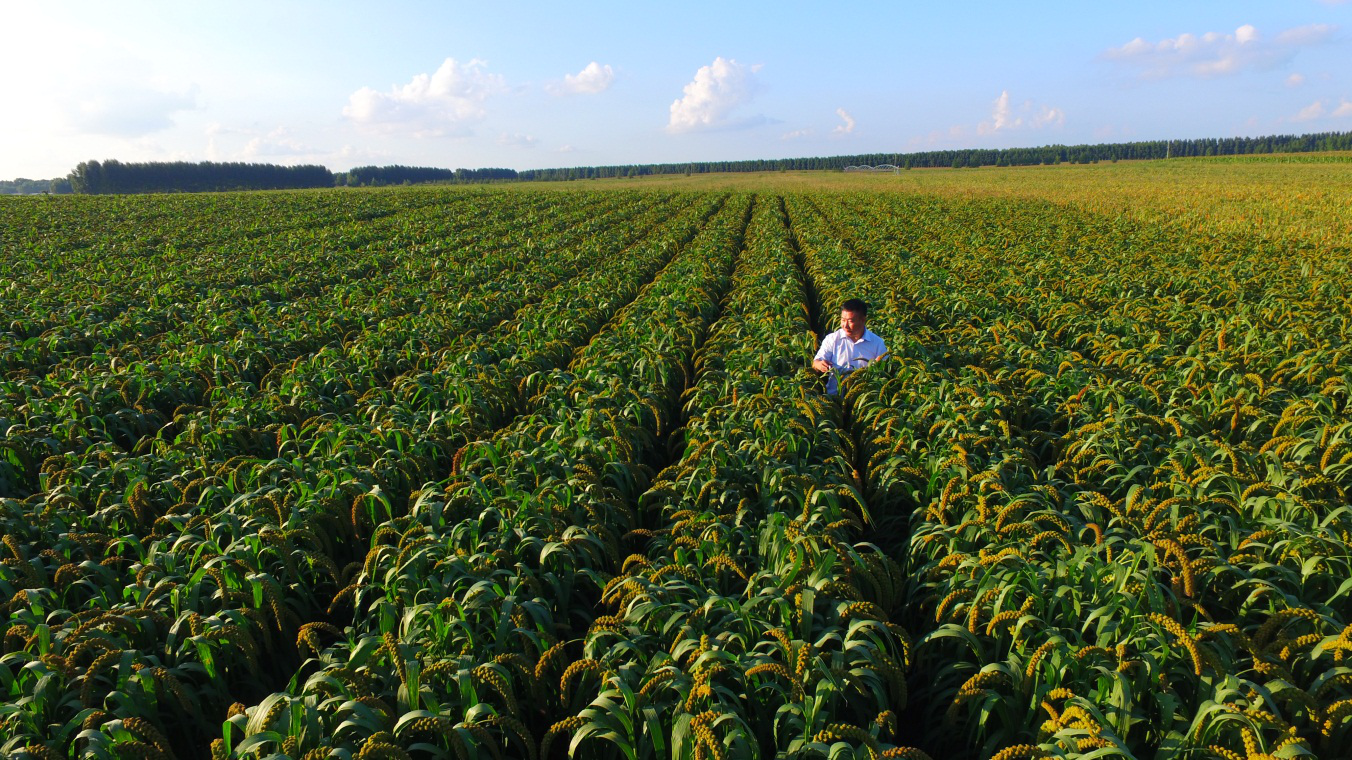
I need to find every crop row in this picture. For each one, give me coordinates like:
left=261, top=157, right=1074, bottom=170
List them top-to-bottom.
left=4, top=184, right=1350, bottom=760
left=0, top=189, right=505, bottom=346
left=3, top=190, right=643, bottom=388
left=0, top=192, right=676, bottom=497
left=787, top=192, right=1352, bottom=759
left=0, top=193, right=715, bottom=756
left=213, top=194, right=751, bottom=758
left=529, top=195, right=918, bottom=759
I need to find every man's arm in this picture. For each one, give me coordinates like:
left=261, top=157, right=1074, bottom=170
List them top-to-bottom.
left=812, top=333, right=835, bottom=373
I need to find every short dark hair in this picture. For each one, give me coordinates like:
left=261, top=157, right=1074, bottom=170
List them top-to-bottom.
left=841, top=298, right=868, bottom=317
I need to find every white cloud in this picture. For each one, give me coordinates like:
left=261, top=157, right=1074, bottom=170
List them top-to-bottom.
left=1104, top=23, right=1335, bottom=79
left=1276, top=24, right=1336, bottom=45
left=36, top=35, right=201, bottom=138
left=667, top=57, right=764, bottom=132
left=343, top=58, right=504, bottom=137
left=549, top=62, right=615, bottom=95
left=1287, top=73, right=1307, bottom=87
left=66, top=84, right=199, bottom=137
left=977, top=90, right=1064, bottom=135
left=988, top=90, right=1016, bottom=132
left=1291, top=98, right=1352, bottom=121
left=1295, top=100, right=1327, bottom=121
left=1032, top=104, right=1066, bottom=127
left=833, top=108, right=856, bottom=134
left=204, top=123, right=383, bottom=167
left=205, top=123, right=245, bottom=137
left=908, top=124, right=971, bottom=149
left=240, top=126, right=319, bottom=159
left=782, top=128, right=815, bottom=140
left=498, top=132, right=538, bottom=148
left=556, top=144, right=575, bottom=153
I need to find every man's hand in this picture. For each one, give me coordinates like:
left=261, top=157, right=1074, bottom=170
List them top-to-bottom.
left=812, top=359, right=832, bottom=374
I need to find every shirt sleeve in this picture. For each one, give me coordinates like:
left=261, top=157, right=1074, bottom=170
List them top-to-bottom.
left=814, top=333, right=835, bottom=363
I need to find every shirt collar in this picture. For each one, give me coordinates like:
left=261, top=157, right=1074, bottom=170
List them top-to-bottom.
left=838, top=328, right=877, bottom=344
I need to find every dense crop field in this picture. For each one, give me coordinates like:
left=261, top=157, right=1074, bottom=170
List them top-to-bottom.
left=2, top=161, right=1351, bottom=759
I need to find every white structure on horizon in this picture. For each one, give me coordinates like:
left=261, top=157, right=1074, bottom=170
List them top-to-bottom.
left=843, top=164, right=900, bottom=173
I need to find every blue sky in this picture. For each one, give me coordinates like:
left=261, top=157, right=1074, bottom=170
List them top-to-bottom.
left=3, top=1, right=1350, bottom=178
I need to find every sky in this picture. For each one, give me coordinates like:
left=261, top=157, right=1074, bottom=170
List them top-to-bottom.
left=2, top=1, right=1350, bottom=179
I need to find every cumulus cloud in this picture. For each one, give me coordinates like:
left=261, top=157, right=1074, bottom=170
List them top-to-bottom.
left=1104, top=24, right=1335, bottom=79
left=1277, top=24, right=1337, bottom=45
left=18, top=25, right=203, bottom=139
left=668, top=57, right=764, bottom=132
left=343, top=58, right=504, bottom=137
left=548, top=62, right=615, bottom=95
left=1287, top=73, right=1307, bottom=87
left=66, top=84, right=199, bottom=136
left=977, top=90, right=1064, bottom=135
left=987, top=90, right=1016, bottom=132
left=1295, top=99, right=1352, bottom=120
left=1295, top=100, right=1327, bottom=121
left=1032, top=105, right=1066, bottom=127
left=833, top=108, right=856, bottom=134
left=205, top=123, right=375, bottom=165
left=907, top=125, right=972, bottom=149
left=239, top=126, right=322, bottom=159
left=782, top=128, right=815, bottom=140
left=498, top=132, right=538, bottom=148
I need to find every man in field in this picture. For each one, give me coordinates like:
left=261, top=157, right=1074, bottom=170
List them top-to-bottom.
left=813, top=298, right=886, bottom=395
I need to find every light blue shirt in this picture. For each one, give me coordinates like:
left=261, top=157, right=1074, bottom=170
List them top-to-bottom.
left=814, top=328, right=886, bottom=394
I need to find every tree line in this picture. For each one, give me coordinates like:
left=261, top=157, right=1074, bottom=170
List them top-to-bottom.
left=32, top=130, right=1352, bottom=194
left=517, top=130, right=1352, bottom=180
left=66, top=160, right=335, bottom=194
left=57, top=161, right=520, bottom=193
left=339, top=165, right=517, bottom=186
left=0, top=178, right=72, bottom=195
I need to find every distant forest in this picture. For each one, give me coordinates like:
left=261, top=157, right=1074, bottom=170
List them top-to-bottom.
left=10, top=129, right=1347, bottom=194
left=518, top=130, right=1352, bottom=180
left=66, top=160, right=335, bottom=194
left=55, top=161, right=516, bottom=194
left=341, top=165, right=517, bottom=186
left=0, top=177, right=72, bottom=195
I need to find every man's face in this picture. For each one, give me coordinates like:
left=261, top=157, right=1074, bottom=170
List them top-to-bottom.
left=840, top=309, right=865, bottom=340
